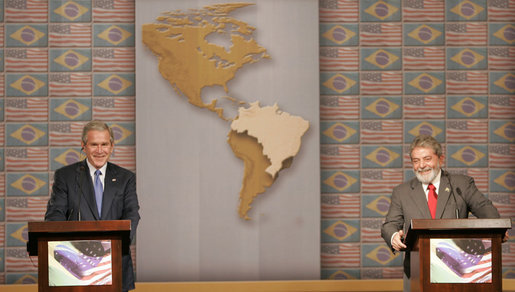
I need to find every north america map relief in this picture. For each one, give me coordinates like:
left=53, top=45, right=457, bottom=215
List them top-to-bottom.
left=142, top=3, right=309, bottom=219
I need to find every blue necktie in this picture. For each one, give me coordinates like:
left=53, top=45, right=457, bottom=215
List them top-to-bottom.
left=94, top=170, right=103, bottom=217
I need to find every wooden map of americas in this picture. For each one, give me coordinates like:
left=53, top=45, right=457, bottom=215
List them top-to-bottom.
left=142, top=3, right=309, bottom=219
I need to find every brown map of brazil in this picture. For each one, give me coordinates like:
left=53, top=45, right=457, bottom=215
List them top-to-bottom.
left=142, top=3, right=309, bottom=220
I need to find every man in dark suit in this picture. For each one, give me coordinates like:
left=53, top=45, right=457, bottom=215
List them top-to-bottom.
left=45, top=120, right=140, bottom=291
left=381, top=135, right=506, bottom=290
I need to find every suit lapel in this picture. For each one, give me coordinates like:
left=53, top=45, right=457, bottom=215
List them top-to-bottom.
left=81, top=160, right=101, bottom=220
left=101, top=163, right=117, bottom=219
left=435, top=171, right=452, bottom=219
left=409, top=178, right=432, bottom=218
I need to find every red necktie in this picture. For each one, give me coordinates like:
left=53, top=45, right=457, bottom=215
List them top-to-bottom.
left=427, top=183, right=438, bottom=219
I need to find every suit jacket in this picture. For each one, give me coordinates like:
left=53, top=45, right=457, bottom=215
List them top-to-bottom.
left=45, top=160, right=140, bottom=291
left=381, top=170, right=499, bottom=278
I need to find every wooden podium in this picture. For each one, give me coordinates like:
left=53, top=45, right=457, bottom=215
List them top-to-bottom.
left=404, top=218, right=511, bottom=292
left=27, top=220, right=131, bottom=292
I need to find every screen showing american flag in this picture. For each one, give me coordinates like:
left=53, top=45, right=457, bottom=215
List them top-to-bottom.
left=430, top=238, right=492, bottom=283
left=48, top=240, right=112, bottom=286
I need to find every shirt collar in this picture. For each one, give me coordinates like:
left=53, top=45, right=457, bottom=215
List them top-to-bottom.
left=85, top=159, right=107, bottom=177
left=422, top=169, right=442, bottom=192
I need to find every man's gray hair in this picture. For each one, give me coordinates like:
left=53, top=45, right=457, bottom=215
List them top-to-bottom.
left=81, top=120, right=114, bottom=144
left=409, top=135, right=442, bottom=159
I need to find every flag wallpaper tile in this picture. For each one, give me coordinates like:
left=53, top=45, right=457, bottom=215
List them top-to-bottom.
left=0, top=0, right=511, bottom=284
left=5, top=0, right=48, bottom=23
left=49, top=0, right=91, bottom=23
left=92, top=0, right=135, bottom=22
left=319, top=0, right=359, bottom=23
left=360, top=0, right=401, bottom=22
left=402, top=0, right=445, bottom=22
left=445, top=0, right=487, bottom=21
left=446, top=22, right=487, bottom=46
left=49, top=23, right=91, bottom=47
left=359, top=23, right=402, bottom=46
left=403, top=23, right=444, bottom=46
left=489, top=23, right=515, bottom=45
left=6, top=24, right=48, bottom=47
left=93, top=24, right=134, bottom=47
left=320, top=24, right=358, bottom=46
left=93, top=47, right=134, bottom=71
left=403, top=47, right=445, bottom=70
left=446, top=47, right=487, bottom=70
left=488, top=47, right=515, bottom=70
left=5, top=48, right=48, bottom=72
left=49, top=48, right=92, bottom=72
left=360, top=48, right=401, bottom=71
left=404, top=71, right=445, bottom=95
left=49, top=72, right=91, bottom=96
left=320, top=72, right=359, bottom=95
left=360, top=72, right=402, bottom=95
left=6, top=73, right=48, bottom=97
left=93, top=73, right=134, bottom=96
left=403, top=95, right=445, bottom=119
left=489, top=95, right=515, bottom=119
left=320, top=96, right=360, bottom=120
left=361, top=96, right=401, bottom=119
left=447, top=96, right=487, bottom=118
left=93, top=97, right=134, bottom=121
left=5, top=98, right=48, bottom=122
left=50, top=98, right=91, bottom=121
left=447, top=119, right=488, bottom=143
left=361, top=120, right=402, bottom=144
left=404, top=120, right=445, bottom=143
left=490, top=120, right=515, bottom=143
left=321, top=121, right=359, bottom=144
left=48, top=122, right=85, bottom=146
left=5, top=123, right=47, bottom=146
left=320, top=144, right=360, bottom=169
left=446, top=144, right=488, bottom=167
left=489, top=144, right=515, bottom=169
left=362, top=145, right=402, bottom=168
left=5, top=147, right=48, bottom=171
left=49, top=147, right=83, bottom=170
left=361, top=169, right=403, bottom=193
left=490, top=169, right=515, bottom=192
left=321, top=170, right=360, bottom=193
left=6, top=173, right=48, bottom=197
left=321, top=194, right=360, bottom=218
left=361, top=194, right=390, bottom=218
left=361, top=218, right=384, bottom=242
left=322, top=219, right=360, bottom=242
left=5, top=223, right=28, bottom=247
left=321, top=243, right=361, bottom=268
left=362, top=243, right=402, bottom=267
left=321, top=268, right=360, bottom=280
left=5, top=273, right=38, bottom=284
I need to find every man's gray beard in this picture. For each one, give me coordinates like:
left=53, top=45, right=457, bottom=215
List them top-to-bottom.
left=414, top=165, right=440, bottom=184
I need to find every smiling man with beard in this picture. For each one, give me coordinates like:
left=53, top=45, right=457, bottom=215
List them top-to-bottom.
left=381, top=134, right=506, bottom=291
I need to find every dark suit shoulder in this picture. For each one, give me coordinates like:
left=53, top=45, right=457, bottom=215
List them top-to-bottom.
left=107, top=162, right=134, bottom=176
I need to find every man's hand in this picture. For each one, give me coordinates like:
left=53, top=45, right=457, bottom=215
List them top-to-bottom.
left=392, top=230, right=407, bottom=251
left=503, top=230, right=510, bottom=243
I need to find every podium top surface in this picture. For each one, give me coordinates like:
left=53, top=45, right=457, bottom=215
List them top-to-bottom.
left=409, top=218, right=511, bottom=231
left=28, top=220, right=131, bottom=233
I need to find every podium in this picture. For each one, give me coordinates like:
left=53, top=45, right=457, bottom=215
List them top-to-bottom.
left=404, top=218, right=511, bottom=292
left=27, top=220, right=131, bottom=292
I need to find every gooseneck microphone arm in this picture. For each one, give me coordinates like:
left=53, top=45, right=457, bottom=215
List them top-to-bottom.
left=76, top=165, right=86, bottom=221
left=443, top=170, right=459, bottom=218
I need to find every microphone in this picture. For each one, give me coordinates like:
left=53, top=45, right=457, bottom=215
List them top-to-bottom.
left=76, top=165, right=86, bottom=221
left=444, top=170, right=459, bottom=218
